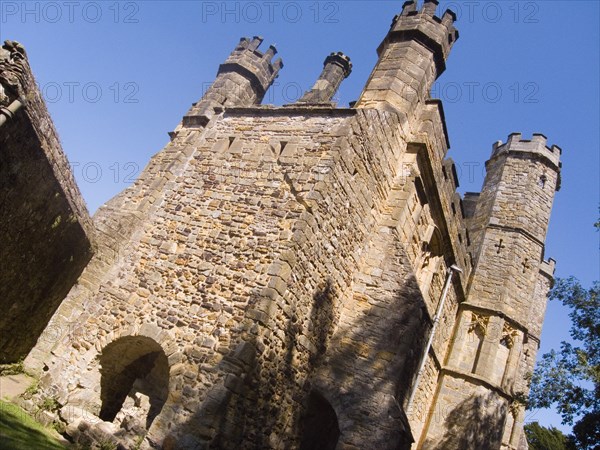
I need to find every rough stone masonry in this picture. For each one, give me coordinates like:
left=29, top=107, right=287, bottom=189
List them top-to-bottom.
left=0, top=1, right=561, bottom=449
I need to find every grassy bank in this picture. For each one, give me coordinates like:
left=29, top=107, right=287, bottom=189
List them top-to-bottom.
left=0, top=399, right=65, bottom=449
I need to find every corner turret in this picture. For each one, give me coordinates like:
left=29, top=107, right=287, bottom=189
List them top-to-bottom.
left=355, top=0, right=458, bottom=120
left=388, top=0, right=458, bottom=72
left=184, top=36, right=283, bottom=127
left=470, top=133, right=562, bottom=252
left=491, top=133, right=562, bottom=189
left=425, top=135, right=562, bottom=448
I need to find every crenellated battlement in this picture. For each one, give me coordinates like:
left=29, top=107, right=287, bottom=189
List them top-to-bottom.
left=383, top=0, right=458, bottom=74
left=396, top=0, right=457, bottom=25
left=219, top=35, right=283, bottom=97
left=183, top=36, right=283, bottom=127
left=232, top=37, right=277, bottom=63
left=324, top=52, right=352, bottom=77
left=491, top=132, right=562, bottom=173
left=540, top=258, right=557, bottom=279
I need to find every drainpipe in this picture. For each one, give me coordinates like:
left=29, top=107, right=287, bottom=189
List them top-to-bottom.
left=0, top=97, right=24, bottom=128
left=407, top=264, right=462, bottom=411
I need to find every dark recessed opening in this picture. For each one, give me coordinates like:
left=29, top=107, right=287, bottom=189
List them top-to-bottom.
left=99, top=336, right=169, bottom=429
left=299, top=391, right=340, bottom=450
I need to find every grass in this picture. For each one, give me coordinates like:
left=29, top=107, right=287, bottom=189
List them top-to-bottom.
left=0, top=360, right=24, bottom=376
left=23, top=380, right=39, bottom=398
left=0, top=399, right=66, bottom=449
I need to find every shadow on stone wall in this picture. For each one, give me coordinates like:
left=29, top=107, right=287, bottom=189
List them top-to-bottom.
left=0, top=42, right=94, bottom=364
left=0, top=114, right=93, bottom=362
left=161, top=261, right=428, bottom=449
left=305, top=272, right=427, bottom=450
left=160, top=279, right=341, bottom=449
left=308, top=279, right=336, bottom=362
left=298, top=390, right=340, bottom=450
left=421, top=392, right=506, bottom=449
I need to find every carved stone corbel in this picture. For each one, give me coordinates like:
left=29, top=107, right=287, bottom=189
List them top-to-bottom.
left=1, top=40, right=27, bottom=63
left=468, top=312, right=489, bottom=335
left=500, top=322, right=519, bottom=349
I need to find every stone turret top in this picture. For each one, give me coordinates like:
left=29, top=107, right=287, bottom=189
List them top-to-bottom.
left=381, top=0, right=459, bottom=74
left=218, top=36, right=283, bottom=97
left=296, top=52, right=352, bottom=105
left=323, top=52, right=352, bottom=78
left=491, top=133, right=562, bottom=169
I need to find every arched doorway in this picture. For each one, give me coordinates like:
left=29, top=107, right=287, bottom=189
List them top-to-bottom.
left=98, top=336, right=169, bottom=429
left=299, top=391, right=340, bottom=450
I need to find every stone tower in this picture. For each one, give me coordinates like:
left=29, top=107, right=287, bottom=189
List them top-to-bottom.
left=356, top=0, right=458, bottom=121
left=0, top=1, right=561, bottom=449
left=184, top=36, right=282, bottom=127
left=420, top=134, right=562, bottom=449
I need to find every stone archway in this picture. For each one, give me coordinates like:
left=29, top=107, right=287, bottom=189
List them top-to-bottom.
left=98, top=335, right=169, bottom=429
left=299, top=391, right=340, bottom=450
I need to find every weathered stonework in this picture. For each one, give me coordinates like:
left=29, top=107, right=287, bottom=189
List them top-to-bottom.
left=3, top=1, right=561, bottom=449
left=0, top=40, right=94, bottom=363
left=298, top=52, right=352, bottom=105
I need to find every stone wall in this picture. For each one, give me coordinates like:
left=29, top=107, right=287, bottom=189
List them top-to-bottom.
left=0, top=41, right=93, bottom=362
left=24, top=98, right=473, bottom=449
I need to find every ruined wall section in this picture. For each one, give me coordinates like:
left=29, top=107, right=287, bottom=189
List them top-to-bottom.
left=0, top=41, right=93, bottom=362
left=387, top=99, right=473, bottom=445
left=24, top=100, right=473, bottom=449
left=301, top=105, right=471, bottom=449
left=175, top=107, right=430, bottom=449
left=300, top=109, right=426, bottom=449
left=24, top=125, right=203, bottom=373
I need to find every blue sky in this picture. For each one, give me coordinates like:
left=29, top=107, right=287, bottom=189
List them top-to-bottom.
left=1, top=0, right=598, bottom=434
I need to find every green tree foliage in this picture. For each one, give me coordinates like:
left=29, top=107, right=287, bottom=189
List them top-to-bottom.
left=528, top=277, right=599, bottom=450
left=524, top=422, right=573, bottom=450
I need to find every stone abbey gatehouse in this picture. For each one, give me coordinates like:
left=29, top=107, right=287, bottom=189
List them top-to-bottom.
left=0, top=1, right=561, bottom=449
